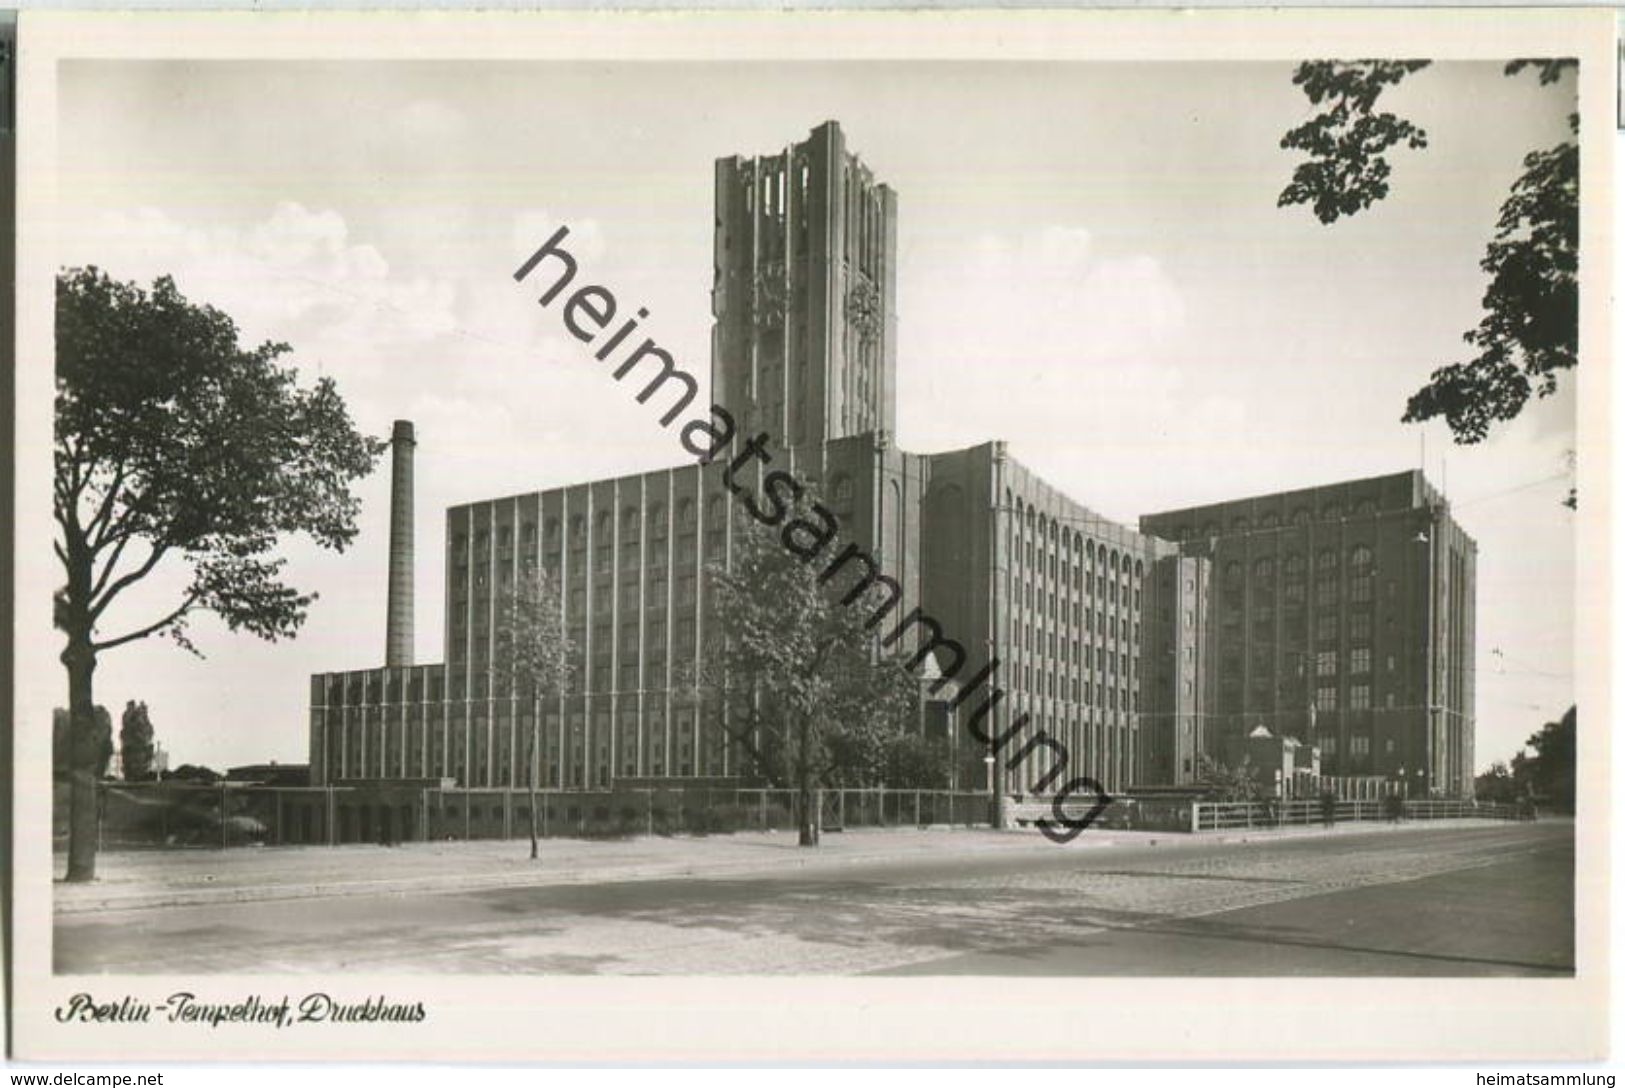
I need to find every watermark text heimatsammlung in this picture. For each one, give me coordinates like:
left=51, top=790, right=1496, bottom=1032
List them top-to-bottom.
left=514, top=224, right=1110, bottom=842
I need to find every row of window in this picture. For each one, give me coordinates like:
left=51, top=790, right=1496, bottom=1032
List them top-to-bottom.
left=1178, top=497, right=1385, bottom=540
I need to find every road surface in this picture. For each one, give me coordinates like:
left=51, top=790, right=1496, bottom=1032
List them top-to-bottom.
left=55, top=821, right=1572, bottom=976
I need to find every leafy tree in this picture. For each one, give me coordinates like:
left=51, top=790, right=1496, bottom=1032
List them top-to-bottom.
left=1279, top=59, right=1578, bottom=450
left=55, top=267, right=382, bottom=881
left=684, top=518, right=920, bottom=846
left=492, top=567, right=574, bottom=859
left=119, top=699, right=156, bottom=782
left=1514, top=705, right=1576, bottom=811
left=879, top=733, right=954, bottom=790
left=1195, top=754, right=1266, bottom=803
left=1474, top=760, right=1520, bottom=805
left=162, top=763, right=222, bottom=785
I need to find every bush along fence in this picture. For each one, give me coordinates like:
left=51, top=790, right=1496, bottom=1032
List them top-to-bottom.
left=52, top=782, right=999, bottom=850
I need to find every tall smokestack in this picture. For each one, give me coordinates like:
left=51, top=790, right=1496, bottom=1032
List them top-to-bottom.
left=385, top=419, right=415, bottom=668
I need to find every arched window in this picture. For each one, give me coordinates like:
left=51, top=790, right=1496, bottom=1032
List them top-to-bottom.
left=831, top=474, right=854, bottom=509
left=676, top=498, right=695, bottom=529
left=1355, top=499, right=1376, bottom=517
left=648, top=503, right=666, bottom=539
left=1321, top=503, right=1342, bottom=521
left=622, top=506, right=640, bottom=536
left=1292, top=508, right=1311, bottom=526
left=569, top=515, right=586, bottom=542
left=544, top=517, right=560, bottom=543
left=1350, top=545, right=1375, bottom=602
left=1315, top=549, right=1339, bottom=606
left=1283, top=552, right=1306, bottom=602
left=1253, top=556, right=1275, bottom=579
left=1224, top=560, right=1242, bottom=583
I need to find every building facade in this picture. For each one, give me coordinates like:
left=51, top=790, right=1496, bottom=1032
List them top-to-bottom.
left=309, top=121, right=1476, bottom=802
left=1139, top=471, right=1477, bottom=798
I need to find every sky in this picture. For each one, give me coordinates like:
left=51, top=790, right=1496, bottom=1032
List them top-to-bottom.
left=51, top=59, right=1578, bottom=774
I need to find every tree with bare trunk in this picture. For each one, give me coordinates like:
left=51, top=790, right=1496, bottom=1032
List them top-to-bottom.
left=54, top=267, right=381, bottom=882
left=682, top=520, right=919, bottom=847
left=492, top=567, right=574, bottom=859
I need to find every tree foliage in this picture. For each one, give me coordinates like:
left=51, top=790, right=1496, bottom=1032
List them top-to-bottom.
left=1279, top=59, right=1579, bottom=448
left=1278, top=60, right=1432, bottom=224
left=55, top=266, right=382, bottom=880
left=56, top=267, right=385, bottom=657
left=684, top=517, right=921, bottom=845
left=491, top=567, right=574, bottom=859
left=493, top=567, right=574, bottom=702
left=119, top=699, right=157, bottom=782
left=1513, top=705, right=1576, bottom=811
left=878, top=733, right=954, bottom=790
left=1195, top=754, right=1266, bottom=803
left=1473, top=760, right=1520, bottom=805
left=162, top=763, right=223, bottom=785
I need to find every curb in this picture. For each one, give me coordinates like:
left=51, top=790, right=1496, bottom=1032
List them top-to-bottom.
left=54, top=819, right=1525, bottom=915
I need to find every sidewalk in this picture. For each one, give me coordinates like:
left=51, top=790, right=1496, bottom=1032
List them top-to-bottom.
left=53, top=817, right=1518, bottom=915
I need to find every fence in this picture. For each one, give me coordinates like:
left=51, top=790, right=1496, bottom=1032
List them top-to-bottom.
left=52, top=783, right=996, bottom=851
left=1189, top=797, right=1520, bottom=832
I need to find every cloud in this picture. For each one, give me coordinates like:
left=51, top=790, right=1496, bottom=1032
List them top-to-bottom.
left=65, top=202, right=460, bottom=361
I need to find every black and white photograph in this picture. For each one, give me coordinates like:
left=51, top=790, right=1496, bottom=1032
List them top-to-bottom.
left=9, top=9, right=1612, bottom=1064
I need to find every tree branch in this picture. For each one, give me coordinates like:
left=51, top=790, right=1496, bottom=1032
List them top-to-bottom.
left=84, top=464, right=128, bottom=550
left=88, top=529, right=135, bottom=604
left=89, top=540, right=170, bottom=621
left=92, top=590, right=200, bottom=654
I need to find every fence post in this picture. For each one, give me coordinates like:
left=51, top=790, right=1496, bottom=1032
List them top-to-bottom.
left=220, top=782, right=229, bottom=849
left=327, top=787, right=336, bottom=846
left=646, top=789, right=653, bottom=838
left=839, top=789, right=846, bottom=830
left=759, top=790, right=767, bottom=831
left=914, top=791, right=922, bottom=827
left=1190, top=802, right=1200, bottom=832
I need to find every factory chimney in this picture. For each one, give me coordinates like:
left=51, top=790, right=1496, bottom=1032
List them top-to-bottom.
left=385, top=420, right=415, bottom=668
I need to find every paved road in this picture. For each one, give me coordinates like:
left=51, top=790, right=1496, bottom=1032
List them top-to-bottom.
left=55, top=822, right=1572, bottom=976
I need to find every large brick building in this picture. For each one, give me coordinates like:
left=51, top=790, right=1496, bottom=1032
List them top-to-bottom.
left=308, top=121, right=1475, bottom=803
left=1140, top=472, right=1477, bottom=798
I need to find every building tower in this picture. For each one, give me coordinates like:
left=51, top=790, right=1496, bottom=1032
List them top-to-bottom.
left=711, top=120, right=899, bottom=451
left=385, top=419, right=415, bottom=668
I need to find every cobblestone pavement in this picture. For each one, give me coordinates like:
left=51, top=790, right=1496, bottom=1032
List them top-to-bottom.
left=55, top=821, right=1571, bottom=976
